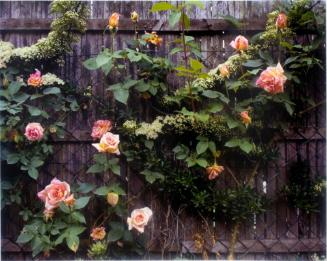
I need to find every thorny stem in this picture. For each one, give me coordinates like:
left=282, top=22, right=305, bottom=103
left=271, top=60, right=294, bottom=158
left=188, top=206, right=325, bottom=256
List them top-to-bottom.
left=227, top=222, right=240, bottom=261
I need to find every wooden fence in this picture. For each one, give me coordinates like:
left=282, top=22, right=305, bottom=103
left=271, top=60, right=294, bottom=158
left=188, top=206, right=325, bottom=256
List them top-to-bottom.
left=1, top=1, right=326, bottom=260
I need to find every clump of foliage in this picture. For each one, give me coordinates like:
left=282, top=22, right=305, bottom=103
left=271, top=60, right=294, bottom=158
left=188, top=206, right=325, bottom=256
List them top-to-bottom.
left=282, top=158, right=325, bottom=213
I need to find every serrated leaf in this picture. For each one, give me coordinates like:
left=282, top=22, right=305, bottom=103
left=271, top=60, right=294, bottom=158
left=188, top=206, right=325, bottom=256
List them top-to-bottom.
left=196, top=140, right=208, bottom=155
left=196, top=158, right=208, bottom=168
left=94, top=186, right=110, bottom=196
left=74, top=196, right=90, bottom=210
left=17, top=232, right=34, bottom=244
left=66, top=234, right=79, bottom=253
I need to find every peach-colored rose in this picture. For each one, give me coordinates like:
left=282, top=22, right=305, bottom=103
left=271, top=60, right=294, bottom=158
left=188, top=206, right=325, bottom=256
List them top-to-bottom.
left=109, top=12, right=120, bottom=31
left=276, top=12, right=287, bottom=29
left=145, top=32, right=162, bottom=47
left=230, top=35, right=248, bottom=51
left=256, top=62, right=287, bottom=94
left=218, top=64, right=230, bottom=78
left=27, top=69, right=42, bottom=87
left=240, top=111, right=251, bottom=125
left=91, top=120, right=112, bottom=139
left=24, top=122, right=44, bottom=141
left=92, top=132, right=120, bottom=155
left=206, top=164, right=224, bottom=180
left=37, top=178, right=71, bottom=211
left=107, top=192, right=119, bottom=207
left=64, top=194, right=75, bottom=207
left=127, top=207, right=153, bottom=233
left=90, top=227, right=106, bottom=241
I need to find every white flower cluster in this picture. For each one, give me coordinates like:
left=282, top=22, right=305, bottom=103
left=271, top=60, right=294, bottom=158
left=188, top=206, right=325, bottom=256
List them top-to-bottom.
left=0, top=41, right=14, bottom=68
left=12, top=44, right=40, bottom=61
left=42, top=73, right=65, bottom=86
left=135, top=117, right=164, bottom=140
left=123, top=120, right=138, bottom=130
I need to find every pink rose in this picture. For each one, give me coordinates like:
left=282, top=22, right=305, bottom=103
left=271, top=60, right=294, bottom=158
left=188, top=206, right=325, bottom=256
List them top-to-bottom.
left=276, top=12, right=287, bottom=29
left=230, top=35, right=248, bottom=51
left=256, top=63, right=287, bottom=94
left=27, top=69, right=42, bottom=87
left=240, top=111, right=251, bottom=125
left=91, top=120, right=112, bottom=139
left=24, top=122, right=44, bottom=141
left=92, top=132, right=120, bottom=155
left=206, top=164, right=224, bottom=180
left=37, top=178, right=71, bottom=211
left=127, top=207, right=153, bottom=233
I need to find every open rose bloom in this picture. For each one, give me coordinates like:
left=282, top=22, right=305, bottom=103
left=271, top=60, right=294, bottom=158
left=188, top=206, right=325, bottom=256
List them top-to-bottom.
left=109, top=12, right=120, bottom=30
left=145, top=32, right=163, bottom=47
left=230, top=35, right=248, bottom=51
left=218, top=63, right=230, bottom=78
left=256, top=63, right=287, bottom=94
left=27, top=69, right=42, bottom=87
left=91, top=120, right=112, bottom=139
left=24, top=122, right=44, bottom=141
left=92, top=132, right=120, bottom=155
left=206, top=164, right=224, bottom=180
left=37, top=178, right=73, bottom=211
left=127, top=207, right=153, bottom=233
left=90, top=227, right=106, bottom=241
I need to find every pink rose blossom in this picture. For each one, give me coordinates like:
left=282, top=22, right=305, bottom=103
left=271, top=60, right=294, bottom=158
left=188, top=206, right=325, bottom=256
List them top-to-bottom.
left=230, top=35, right=249, bottom=51
left=256, top=63, right=287, bottom=94
left=27, top=69, right=42, bottom=87
left=91, top=120, right=112, bottom=139
left=24, top=122, right=44, bottom=141
left=92, top=132, right=120, bottom=155
left=37, top=178, right=71, bottom=211
left=127, top=207, right=153, bottom=233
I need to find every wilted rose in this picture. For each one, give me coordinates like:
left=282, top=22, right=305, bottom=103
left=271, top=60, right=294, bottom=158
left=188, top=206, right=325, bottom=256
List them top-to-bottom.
left=131, top=11, right=139, bottom=23
left=276, top=12, right=287, bottom=29
left=256, top=62, right=287, bottom=94
left=218, top=64, right=230, bottom=78
left=240, top=111, right=251, bottom=126
left=91, top=120, right=112, bottom=139
left=206, top=164, right=224, bottom=180
left=127, top=207, right=153, bottom=233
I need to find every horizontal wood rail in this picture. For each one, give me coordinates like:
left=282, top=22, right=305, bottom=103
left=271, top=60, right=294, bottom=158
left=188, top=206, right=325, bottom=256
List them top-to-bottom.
left=0, top=18, right=269, bottom=33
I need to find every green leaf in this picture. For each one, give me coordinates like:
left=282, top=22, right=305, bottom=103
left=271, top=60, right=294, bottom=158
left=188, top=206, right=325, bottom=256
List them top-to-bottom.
left=150, top=2, right=174, bottom=12
left=169, top=11, right=182, bottom=27
left=181, top=12, right=190, bottom=29
left=96, top=53, right=111, bottom=67
left=83, top=58, right=98, bottom=70
left=190, top=58, right=203, bottom=71
left=243, top=59, right=263, bottom=68
left=102, top=61, right=113, bottom=75
left=9, top=82, right=22, bottom=96
left=43, top=87, right=61, bottom=95
left=112, top=88, right=129, bottom=105
left=202, top=90, right=219, bottom=98
left=12, top=93, right=29, bottom=103
left=207, top=102, right=223, bottom=113
left=285, top=103, right=294, bottom=115
left=26, top=105, right=42, bottom=116
left=226, top=118, right=239, bottom=129
left=225, top=138, right=240, bottom=148
left=239, top=139, right=253, bottom=154
left=144, top=140, right=154, bottom=150
left=196, top=140, right=208, bottom=155
left=208, top=141, right=216, bottom=154
left=7, top=153, right=20, bottom=164
left=196, top=158, right=208, bottom=168
left=87, top=164, right=105, bottom=173
left=27, top=168, right=38, bottom=180
left=140, top=170, right=165, bottom=184
left=77, top=182, right=95, bottom=193
left=107, top=184, right=126, bottom=195
left=94, top=186, right=110, bottom=196
left=74, top=196, right=90, bottom=210
left=59, top=202, right=70, bottom=213
left=71, top=212, right=86, bottom=224
left=67, top=226, right=85, bottom=236
left=107, top=228, right=124, bottom=242
left=17, top=232, right=34, bottom=244
left=66, top=234, right=79, bottom=253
